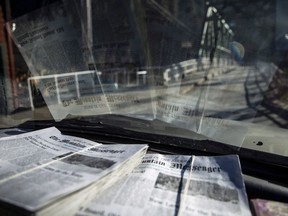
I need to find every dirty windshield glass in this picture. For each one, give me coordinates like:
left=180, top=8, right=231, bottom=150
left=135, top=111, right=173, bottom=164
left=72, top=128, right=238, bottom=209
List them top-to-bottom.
left=0, top=0, right=288, bottom=155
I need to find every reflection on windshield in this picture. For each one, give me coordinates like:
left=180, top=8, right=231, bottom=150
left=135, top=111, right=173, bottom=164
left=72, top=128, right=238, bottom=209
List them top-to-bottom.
left=0, top=0, right=288, bottom=147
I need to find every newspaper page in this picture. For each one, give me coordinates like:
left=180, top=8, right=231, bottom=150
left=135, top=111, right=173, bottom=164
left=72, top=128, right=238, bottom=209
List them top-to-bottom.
left=6, top=2, right=110, bottom=120
left=152, top=58, right=249, bottom=147
left=0, top=127, right=101, bottom=181
left=0, top=128, right=148, bottom=214
left=76, top=154, right=251, bottom=216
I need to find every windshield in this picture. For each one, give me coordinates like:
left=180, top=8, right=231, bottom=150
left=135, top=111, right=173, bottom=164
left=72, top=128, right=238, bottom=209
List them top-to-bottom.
left=0, top=0, right=288, bottom=163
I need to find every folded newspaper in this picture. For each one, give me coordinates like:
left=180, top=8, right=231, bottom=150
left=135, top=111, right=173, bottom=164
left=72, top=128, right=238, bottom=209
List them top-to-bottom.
left=0, top=127, right=148, bottom=216
left=76, top=154, right=252, bottom=216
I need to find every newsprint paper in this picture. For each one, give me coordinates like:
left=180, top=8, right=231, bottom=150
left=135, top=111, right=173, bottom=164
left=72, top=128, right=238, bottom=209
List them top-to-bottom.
left=0, top=127, right=148, bottom=216
left=76, top=154, right=252, bottom=216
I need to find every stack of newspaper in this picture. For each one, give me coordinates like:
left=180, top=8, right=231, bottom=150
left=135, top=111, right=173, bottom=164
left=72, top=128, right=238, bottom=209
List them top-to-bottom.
left=0, top=127, right=148, bottom=216
left=0, top=127, right=252, bottom=216
left=76, top=154, right=252, bottom=216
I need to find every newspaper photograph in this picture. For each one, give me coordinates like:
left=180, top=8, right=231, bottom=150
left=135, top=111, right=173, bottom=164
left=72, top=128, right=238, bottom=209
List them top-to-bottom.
left=0, top=128, right=30, bottom=140
left=76, top=154, right=251, bottom=216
